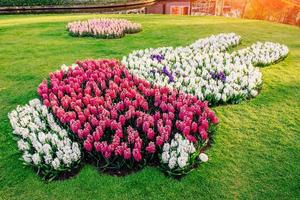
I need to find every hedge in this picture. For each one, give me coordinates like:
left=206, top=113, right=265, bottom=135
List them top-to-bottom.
left=0, top=0, right=141, bottom=7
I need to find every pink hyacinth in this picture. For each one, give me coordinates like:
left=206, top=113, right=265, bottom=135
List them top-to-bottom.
left=67, top=18, right=142, bottom=39
left=38, top=59, right=218, bottom=165
left=146, top=142, right=156, bottom=154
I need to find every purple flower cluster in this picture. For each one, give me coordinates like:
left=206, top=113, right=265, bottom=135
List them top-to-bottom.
left=150, top=54, right=164, bottom=62
left=149, top=66, right=175, bottom=83
left=162, top=66, right=175, bottom=83
left=210, top=71, right=226, bottom=82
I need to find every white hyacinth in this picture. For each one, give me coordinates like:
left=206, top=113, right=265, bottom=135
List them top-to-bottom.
left=122, top=33, right=288, bottom=105
left=232, top=41, right=289, bottom=66
left=61, top=63, right=79, bottom=72
left=8, top=99, right=81, bottom=175
left=161, top=133, right=196, bottom=170
left=199, top=153, right=209, bottom=162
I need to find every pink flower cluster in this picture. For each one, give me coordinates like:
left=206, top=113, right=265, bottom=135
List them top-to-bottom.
left=67, top=18, right=142, bottom=39
left=38, top=59, right=218, bottom=163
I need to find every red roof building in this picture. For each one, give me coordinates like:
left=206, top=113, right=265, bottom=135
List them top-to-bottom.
left=146, top=0, right=300, bottom=26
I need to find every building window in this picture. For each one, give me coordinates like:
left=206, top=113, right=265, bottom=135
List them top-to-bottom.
left=170, top=6, right=190, bottom=15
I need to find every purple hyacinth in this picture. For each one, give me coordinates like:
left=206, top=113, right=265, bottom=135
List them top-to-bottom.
left=150, top=54, right=165, bottom=62
left=162, top=66, right=175, bottom=83
left=162, top=66, right=170, bottom=76
left=210, top=71, right=226, bottom=82
left=218, top=71, right=226, bottom=82
left=209, top=72, right=217, bottom=79
left=168, top=76, right=174, bottom=83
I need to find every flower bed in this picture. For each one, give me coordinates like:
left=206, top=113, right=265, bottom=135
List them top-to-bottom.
left=67, top=18, right=142, bottom=39
left=7, top=32, right=289, bottom=181
left=189, top=32, right=241, bottom=53
left=122, top=33, right=288, bottom=105
left=231, top=41, right=289, bottom=67
left=36, top=59, right=218, bottom=176
left=8, top=99, right=81, bottom=180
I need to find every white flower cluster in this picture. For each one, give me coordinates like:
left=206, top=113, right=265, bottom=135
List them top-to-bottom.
left=67, top=18, right=141, bottom=38
left=189, top=32, right=240, bottom=53
left=122, top=33, right=288, bottom=105
left=231, top=41, right=289, bottom=66
left=61, top=63, right=78, bottom=72
left=8, top=99, right=81, bottom=173
left=161, top=133, right=196, bottom=170
left=199, top=153, right=208, bottom=162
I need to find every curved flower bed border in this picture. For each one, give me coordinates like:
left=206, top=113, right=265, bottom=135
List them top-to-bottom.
left=67, top=18, right=142, bottom=39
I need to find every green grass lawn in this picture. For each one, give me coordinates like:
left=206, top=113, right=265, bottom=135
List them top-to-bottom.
left=0, top=14, right=299, bottom=200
